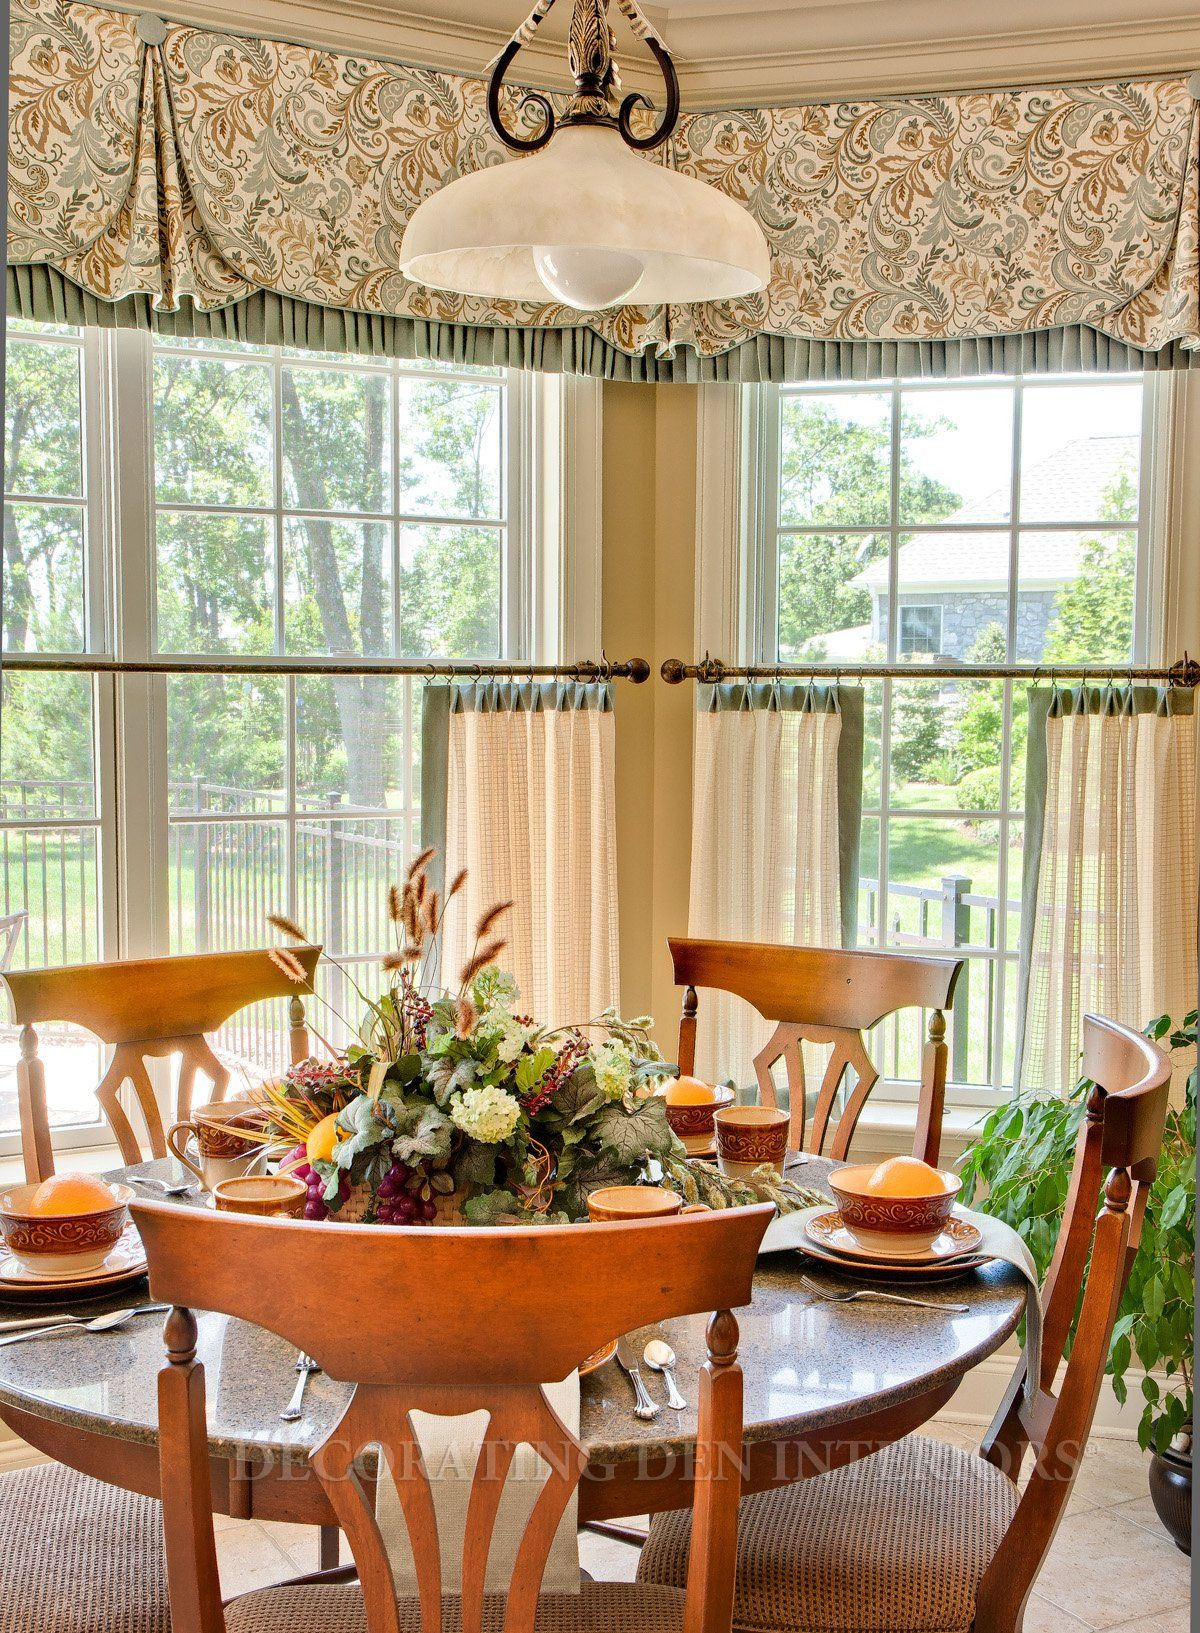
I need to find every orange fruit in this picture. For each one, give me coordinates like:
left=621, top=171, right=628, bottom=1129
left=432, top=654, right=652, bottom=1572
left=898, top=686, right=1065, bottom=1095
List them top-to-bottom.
left=664, top=1076, right=717, bottom=1106
left=306, top=1112, right=341, bottom=1166
left=863, top=1156, right=945, bottom=1198
left=29, top=1172, right=118, bottom=1216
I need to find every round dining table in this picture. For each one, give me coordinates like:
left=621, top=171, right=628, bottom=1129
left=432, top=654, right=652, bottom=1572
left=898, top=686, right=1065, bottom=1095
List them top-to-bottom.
left=0, top=1156, right=1025, bottom=1546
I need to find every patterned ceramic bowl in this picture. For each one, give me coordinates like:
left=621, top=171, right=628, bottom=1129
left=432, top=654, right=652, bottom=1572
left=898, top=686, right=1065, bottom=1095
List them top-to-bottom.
left=662, top=1084, right=736, bottom=1153
left=828, top=1165, right=962, bottom=1253
left=0, top=1182, right=133, bottom=1277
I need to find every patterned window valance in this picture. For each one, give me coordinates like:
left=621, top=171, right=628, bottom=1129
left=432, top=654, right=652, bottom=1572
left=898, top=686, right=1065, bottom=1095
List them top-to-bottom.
left=9, top=0, right=1199, bottom=379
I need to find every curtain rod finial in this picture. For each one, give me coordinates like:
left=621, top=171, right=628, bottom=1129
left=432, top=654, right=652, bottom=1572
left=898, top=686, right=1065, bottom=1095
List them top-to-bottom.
left=628, top=658, right=652, bottom=684
left=660, top=658, right=687, bottom=684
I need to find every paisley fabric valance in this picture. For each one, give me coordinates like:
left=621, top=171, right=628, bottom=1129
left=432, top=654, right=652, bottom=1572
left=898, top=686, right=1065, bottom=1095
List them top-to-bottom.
left=8, top=0, right=1200, bottom=378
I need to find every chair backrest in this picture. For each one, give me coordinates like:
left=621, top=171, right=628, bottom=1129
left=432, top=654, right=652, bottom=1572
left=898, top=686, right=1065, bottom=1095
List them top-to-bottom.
left=0, top=911, right=28, bottom=975
left=669, top=938, right=963, bottom=1164
left=3, top=945, right=321, bottom=1182
left=974, top=1013, right=1170, bottom=1633
left=135, top=1198, right=775, bottom=1633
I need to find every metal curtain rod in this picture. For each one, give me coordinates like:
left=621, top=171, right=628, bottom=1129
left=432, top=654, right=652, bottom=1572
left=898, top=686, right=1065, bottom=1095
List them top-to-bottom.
left=0, top=654, right=652, bottom=683
left=660, top=654, right=1200, bottom=687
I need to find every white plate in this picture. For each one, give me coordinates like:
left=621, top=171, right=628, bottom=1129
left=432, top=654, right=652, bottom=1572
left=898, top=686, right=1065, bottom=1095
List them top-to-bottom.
left=805, top=1209, right=983, bottom=1265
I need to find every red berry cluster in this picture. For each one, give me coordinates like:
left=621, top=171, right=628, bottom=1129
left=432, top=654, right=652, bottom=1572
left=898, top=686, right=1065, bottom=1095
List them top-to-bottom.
left=522, top=1033, right=589, bottom=1114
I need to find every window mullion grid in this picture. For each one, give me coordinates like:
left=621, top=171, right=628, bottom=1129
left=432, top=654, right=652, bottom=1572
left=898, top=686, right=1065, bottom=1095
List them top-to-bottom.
left=269, top=349, right=299, bottom=943
left=990, top=381, right=1026, bottom=1093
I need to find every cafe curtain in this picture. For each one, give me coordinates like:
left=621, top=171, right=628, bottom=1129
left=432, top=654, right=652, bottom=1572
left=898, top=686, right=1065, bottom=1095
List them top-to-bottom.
left=8, top=0, right=1200, bottom=379
left=421, top=681, right=619, bottom=1021
left=687, top=682, right=864, bottom=1085
left=1017, top=685, right=1198, bottom=1096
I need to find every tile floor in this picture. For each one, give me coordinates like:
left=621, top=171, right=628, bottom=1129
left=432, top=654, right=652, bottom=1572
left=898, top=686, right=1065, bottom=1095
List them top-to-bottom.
left=212, top=1422, right=1191, bottom=1630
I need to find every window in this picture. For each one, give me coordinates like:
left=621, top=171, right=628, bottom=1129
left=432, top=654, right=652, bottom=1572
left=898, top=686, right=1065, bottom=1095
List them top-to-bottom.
left=1, top=323, right=589, bottom=1148
left=751, top=374, right=1150, bottom=1101
left=899, top=606, right=941, bottom=656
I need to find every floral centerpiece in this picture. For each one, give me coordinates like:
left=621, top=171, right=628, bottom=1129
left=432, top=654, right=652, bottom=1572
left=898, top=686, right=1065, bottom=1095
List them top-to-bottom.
left=252, top=850, right=684, bottom=1225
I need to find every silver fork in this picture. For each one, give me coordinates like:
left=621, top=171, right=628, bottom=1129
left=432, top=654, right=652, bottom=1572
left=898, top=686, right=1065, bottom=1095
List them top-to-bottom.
left=800, top=1275, right=968, bottom=1314
left=280, top=1352, right=321, bottom=1422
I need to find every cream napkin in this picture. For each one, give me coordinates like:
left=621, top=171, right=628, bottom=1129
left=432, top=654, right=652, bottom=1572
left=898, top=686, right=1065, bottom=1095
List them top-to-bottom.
left=760, top=1203, right=1042, bottom=1402
left=376, top=1373, right=582, bottom=1597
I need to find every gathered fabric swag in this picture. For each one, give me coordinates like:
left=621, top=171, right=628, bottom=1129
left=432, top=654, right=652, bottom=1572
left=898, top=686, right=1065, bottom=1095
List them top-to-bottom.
left=9, top=0, right=1200, bottom=376
left=421, top=681, right=620, bottom=1023
left=687, top=682, right=864, bottom=1086
left=1017, top=684, right=1197, bottom=1098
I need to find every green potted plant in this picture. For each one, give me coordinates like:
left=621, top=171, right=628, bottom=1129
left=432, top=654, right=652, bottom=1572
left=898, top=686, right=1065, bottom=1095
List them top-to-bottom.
left=960, top=1010, right=1195, bottom=1553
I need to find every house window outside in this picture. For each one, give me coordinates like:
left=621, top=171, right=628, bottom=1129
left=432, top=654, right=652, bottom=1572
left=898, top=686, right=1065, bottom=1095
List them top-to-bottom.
left=0, top=321, right=552, bottom=1146
left=758, top=374, right=1148, bottom=1100
left=899, top=606, right=941, bottom=656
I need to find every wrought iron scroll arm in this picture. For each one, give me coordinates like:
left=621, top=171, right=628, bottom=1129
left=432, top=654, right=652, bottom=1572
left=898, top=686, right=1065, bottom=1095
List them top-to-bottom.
left=487, top=3, right=559, bottom=153
left=617, top=35, right=680, bottom=151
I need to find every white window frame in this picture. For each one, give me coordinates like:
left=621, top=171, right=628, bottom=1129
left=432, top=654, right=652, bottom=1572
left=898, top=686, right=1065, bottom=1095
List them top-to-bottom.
left=1, top=324, right=601, bottom=1159
left=697, top=372, right=1162, bottom=1111
left=898, top=604, right=942, bottom=657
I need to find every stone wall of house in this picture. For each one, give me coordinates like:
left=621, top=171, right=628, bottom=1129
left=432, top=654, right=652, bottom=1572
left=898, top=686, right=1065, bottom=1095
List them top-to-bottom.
left=872, top=590, right=1061, bottom=659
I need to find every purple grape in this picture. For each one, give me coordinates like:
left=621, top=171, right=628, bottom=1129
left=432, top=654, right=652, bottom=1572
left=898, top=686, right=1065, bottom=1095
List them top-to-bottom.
left=378, top=1173, right=398, bottom=1199
left=394, top=1194, right=416, bottom=1218
left=304, top=1199, right=327, bottom=1221
left=421, top=1199, right=438, bottom=1222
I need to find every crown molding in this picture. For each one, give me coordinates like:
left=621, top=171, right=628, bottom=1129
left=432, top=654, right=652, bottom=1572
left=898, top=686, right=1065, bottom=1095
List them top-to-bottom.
left=118, top=1, right=1198, bottom=104
left=118, top=1, right=660, bottom=91
left=676, top=14, right=1200, bottom=105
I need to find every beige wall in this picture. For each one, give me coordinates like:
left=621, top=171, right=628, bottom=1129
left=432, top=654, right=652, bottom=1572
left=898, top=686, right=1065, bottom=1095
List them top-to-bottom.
left=601, top=383, right=699, bottom=1050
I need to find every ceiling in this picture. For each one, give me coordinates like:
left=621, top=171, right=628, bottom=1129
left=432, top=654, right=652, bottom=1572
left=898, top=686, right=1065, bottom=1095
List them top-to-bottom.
left=138, top=0, right=1200, bottom=102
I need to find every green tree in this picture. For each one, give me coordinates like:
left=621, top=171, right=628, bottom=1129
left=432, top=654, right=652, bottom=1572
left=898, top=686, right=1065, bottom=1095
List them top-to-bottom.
left=777, top=402, right=960, bottom=658
left=1043, top=465, right=1138, bottom=664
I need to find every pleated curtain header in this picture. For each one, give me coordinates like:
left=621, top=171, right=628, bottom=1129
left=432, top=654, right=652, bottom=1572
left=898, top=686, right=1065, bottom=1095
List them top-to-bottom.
left=9, top=0, right=1200, bottom=378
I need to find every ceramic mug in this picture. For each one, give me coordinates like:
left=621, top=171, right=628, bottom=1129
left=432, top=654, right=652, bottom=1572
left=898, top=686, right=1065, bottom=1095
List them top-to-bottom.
left=166, top=1099, right=266, bottom=1192
left=714, top=1105, right=789, bottom=1180
left=212, top=1174, right=306, bottom=1218
left=587, top=1185, right=683, bottom=1222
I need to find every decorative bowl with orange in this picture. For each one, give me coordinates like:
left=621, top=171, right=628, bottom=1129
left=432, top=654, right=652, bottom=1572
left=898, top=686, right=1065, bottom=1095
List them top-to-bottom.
left=659, top=1077, right=736, bottom=1154
left=828, top=1156, right=962, bottom=1254
left=0, top=1172, right=134, bottom=1277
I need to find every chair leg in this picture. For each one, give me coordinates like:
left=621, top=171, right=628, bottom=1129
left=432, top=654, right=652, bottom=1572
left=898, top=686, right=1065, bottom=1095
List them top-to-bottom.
left=318, top=1523, right=341, bottom=1571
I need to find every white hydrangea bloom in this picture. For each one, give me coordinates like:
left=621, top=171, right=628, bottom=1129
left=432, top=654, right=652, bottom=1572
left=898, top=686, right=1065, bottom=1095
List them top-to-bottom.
left=472, top=967, right=521, bottom=1017
left=493, top=1012, right=540, bottom=1064
left=592, top=1039, right=634, bottom=1103
left=450, top=1084, right=521, bottom=1145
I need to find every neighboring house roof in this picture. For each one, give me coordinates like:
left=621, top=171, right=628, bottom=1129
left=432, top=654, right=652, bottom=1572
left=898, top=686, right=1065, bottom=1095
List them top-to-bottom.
left=853, top=434, right=1137, bottom=593
left=784, top=622, right=874, bottom=662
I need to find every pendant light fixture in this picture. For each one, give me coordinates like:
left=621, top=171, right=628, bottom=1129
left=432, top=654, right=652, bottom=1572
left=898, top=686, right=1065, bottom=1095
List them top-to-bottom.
left=399, top=0, right=771, bottom=311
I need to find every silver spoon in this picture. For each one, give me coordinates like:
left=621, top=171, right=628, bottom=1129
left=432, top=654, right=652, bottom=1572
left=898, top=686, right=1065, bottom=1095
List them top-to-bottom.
left=131, top=1175, right=195, bottom=1196
left=800, top=1275, right=968, bottom=1313
left=0, top=1305, right=169, bottom=1348
left=643, top=1338, right=687, bottom=1410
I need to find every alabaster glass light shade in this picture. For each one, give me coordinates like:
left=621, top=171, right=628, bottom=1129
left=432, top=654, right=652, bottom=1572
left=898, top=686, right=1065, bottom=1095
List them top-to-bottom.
left=399, top=124, right=771, bottom=310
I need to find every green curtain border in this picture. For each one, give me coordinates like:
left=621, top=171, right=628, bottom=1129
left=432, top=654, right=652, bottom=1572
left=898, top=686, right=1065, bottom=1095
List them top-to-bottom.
left=10, top=264, right=1197, bottom=382
left=446, top=679, right=615, bottom=715
left=700, top=681, right=864, bottom=948
left=1013, top=682, right=1196, bottom=1088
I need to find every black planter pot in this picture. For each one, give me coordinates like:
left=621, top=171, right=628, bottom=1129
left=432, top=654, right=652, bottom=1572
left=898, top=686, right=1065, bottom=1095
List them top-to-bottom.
left=1148, top=1445, right=1192, bottom=1555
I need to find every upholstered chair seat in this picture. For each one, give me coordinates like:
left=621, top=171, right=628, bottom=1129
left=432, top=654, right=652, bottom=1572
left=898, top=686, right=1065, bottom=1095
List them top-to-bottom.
left=637, top=1436, right=1019, bottom=1633
left=0, top=1462, right=171, bottom=1633
left=226, top=1583, right=688, bottom=1633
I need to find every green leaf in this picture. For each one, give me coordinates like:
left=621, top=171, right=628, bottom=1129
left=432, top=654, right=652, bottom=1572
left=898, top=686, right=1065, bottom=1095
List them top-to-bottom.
left=515, top=1048, right=556, bottom=1096
left=332, top=1094, right=392, bottom=1169
left=591, top=1095, right=677, bottom=1167
left=391, top=1102, right=454, bottom=1166
left=454, top=1141, right=498, bottom=1190
left=1159, top=1184, right=1189, bottom=1231
left=463, top=1190, right=521, bottom=1226
left=1144, top=1276, right=1166, bottom=1322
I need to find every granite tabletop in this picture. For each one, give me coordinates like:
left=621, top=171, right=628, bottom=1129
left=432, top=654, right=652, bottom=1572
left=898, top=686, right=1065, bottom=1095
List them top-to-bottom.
left=0, top=1157, right=1025, bottom=1468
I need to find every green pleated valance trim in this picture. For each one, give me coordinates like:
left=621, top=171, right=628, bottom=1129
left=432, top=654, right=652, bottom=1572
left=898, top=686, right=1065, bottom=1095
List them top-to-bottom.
left=9, top=265, right=1197, bottom=382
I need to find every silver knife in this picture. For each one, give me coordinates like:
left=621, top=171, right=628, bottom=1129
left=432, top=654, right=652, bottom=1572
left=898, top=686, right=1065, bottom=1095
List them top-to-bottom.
left=614, top=1337, right=660, bottom=1420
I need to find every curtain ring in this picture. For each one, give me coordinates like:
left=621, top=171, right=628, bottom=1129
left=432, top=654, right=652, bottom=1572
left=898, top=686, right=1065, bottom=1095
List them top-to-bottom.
left=425, top=660, right=438, bottom=683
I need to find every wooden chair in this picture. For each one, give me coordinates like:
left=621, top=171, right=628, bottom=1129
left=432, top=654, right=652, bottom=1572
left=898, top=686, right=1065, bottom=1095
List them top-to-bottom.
left=670, top=938, right=964, bottom=1165
left=0, top=944, right=322, bottom=1633
left=3, top=945, right=320, bottom=1183
left=637, top=1013, right=1171, bottom=1633
left=135, top=1197, right=774, bottom=1633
